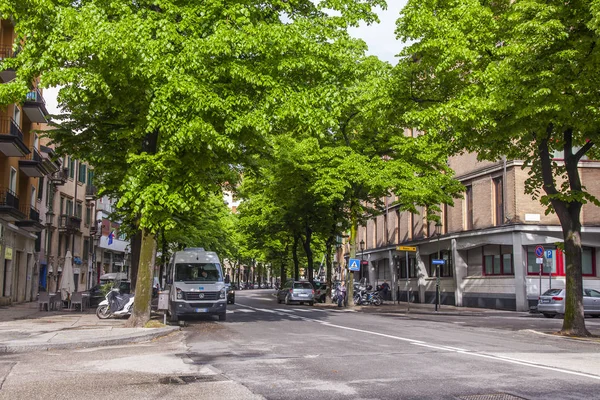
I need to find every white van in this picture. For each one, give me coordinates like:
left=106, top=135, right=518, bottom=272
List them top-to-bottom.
left=166, top=248, right=227, bottom=322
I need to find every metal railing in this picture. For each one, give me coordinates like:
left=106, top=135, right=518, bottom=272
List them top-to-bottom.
left=0, top=45, right=13, bottom=60
left=0, top=117, right=24, bottom=141
left=23, top=147, right=42, bottom=162
left=85, top=185, right=97, bottom=197
left=0, top=187, right=19, bottom=209
left=20, top=204, right=40, bottom=222
left=58, top=214, right=81, bottom=231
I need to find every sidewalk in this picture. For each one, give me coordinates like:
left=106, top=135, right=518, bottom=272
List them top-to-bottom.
left=0, top=301, right=179, bottom=353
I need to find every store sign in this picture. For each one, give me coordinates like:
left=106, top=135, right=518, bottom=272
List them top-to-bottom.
left=5, top=247, right=12, bottom=260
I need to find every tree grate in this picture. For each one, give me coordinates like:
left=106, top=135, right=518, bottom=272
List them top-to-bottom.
left=458, top=394, right=527, bottom=400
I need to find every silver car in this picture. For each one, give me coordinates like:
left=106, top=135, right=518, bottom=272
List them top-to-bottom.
left=277, top=280, right=315, bottom=306
left=537, top=288, right=600, bottom=318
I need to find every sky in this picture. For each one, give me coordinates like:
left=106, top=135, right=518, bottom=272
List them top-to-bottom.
left=44, top=2, right=407, bottom=115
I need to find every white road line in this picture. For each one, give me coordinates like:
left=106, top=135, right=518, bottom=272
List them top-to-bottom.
left=235, top=302, right=600, bottom=382
left=235, top=309, right=256, bottom=313
left=274, top=309, right=294, bottom=313
left=292, top=309, right=313, bottom=312
left=226, top=310, right=234, bottom=314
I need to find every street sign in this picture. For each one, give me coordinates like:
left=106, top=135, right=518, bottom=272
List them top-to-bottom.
left=535, top=245, right=544, bottom=258
left=397, top=246, right=417, bottom=252
left=545, top=250, right=553, bottom=259
left=536, top=257, right=544, bottom=264
left=348, top=258, right=361, bottom=271
left=432, top=259, right=445, bottom=265
left=360, top=260, right=369, bottom=265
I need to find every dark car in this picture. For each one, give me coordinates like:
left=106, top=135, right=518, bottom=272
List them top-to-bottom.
left=88, top=281, right=131, bottom=307
left=226, top=284, right=235, bottom=304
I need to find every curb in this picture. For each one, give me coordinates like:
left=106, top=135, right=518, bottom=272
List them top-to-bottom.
left=0, top=326, right=180, bottom=354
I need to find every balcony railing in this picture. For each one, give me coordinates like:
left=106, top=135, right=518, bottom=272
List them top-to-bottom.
left=0, top=45, right=13, bottom=60
left=26, top=89, right=46, bottom=105
left=0, top=117, right=24, bottom=142
left=23, top=147, right=43, bottom=162
left=49, top=168, right=68, bottom=184
left=85, top=185, right=97, bottom=197
left=0, top=187, right=19, bottom=209
left=20, top=204, right=40, bottom=222
left=58, top=214, right=82, bottom=232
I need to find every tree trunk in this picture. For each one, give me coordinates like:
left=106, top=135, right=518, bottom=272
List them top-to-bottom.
left=302, top=226, right=313, bottom=284
left=126, top=228, right=156, bottom=327
left=129, top=228, right=142, bottom=289
left=292, top=235, right=299, bottom=280
left=326, top=236, right=333, bottom=300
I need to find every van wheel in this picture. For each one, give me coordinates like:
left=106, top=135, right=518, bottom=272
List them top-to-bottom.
left=218, top=313, right=226, bottom=322
left=543, top=313, right=556, bottom=319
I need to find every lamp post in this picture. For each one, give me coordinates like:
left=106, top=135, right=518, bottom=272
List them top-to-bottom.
left=435, top=222, right=442, bottom=312
left=359, top=240, right=365, bottom=283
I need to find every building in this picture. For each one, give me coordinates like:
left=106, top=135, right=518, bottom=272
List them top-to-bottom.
left=0, top=19, right=61, bottom=305
left=356, top=151, right=600, bottom=311
left=94, top=195, right=130, bottom=280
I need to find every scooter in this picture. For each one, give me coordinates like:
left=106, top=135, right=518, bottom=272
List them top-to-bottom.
left=96, top=288, right=134, bottom=319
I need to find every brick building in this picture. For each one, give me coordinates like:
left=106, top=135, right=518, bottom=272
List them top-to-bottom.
left=355, top=152, right=600, bottom=311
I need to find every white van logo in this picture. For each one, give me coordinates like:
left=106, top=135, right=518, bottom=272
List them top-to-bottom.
left=198, top=293, right=205, bottom=299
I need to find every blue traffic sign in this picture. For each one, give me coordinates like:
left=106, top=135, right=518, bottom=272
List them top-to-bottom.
left=535, top=245, right=544, bottom=258
left=545, top=250, right=553, bottom=259
left=348, top=258, right=361, bottom=271
left=432, top=259, right=445, bottom=265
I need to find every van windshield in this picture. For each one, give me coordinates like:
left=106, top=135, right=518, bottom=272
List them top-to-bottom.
left=175, top=263, right=222, bottom=282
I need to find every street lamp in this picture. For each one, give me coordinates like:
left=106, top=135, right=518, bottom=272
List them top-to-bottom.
left=435, top=222, right=443, bottom=312
left=359, top=240, right=365, bottom=281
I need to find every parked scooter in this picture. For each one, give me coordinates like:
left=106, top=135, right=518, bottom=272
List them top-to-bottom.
left=96, top=288, right=134, bottom=319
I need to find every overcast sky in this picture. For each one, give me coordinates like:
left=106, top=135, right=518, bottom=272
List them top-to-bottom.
left=45, top=3, right=406, bottom=115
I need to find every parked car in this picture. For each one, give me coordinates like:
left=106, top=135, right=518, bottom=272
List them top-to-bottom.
left=276, top=280, right=315, bottom=305
left=313, top=282, right=328, bottom=303
left=226, top=284, right=235, bottom=304
left=538, top=288, right=600, bottom=318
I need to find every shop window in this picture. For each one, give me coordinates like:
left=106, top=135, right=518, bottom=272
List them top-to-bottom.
left=465, top=185, right=473, bottom=230
left=483, top=245, right=514, bottom=275
left=429, top=250, right=453, bottom=277
left=399, top=257, right=418, bottom=278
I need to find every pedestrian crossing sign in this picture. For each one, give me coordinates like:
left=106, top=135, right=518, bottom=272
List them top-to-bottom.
left=348, top=258, right=361, bottom=271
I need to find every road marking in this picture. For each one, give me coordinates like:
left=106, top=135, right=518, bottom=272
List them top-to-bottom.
left=235, top=303, right=600, bottom=381
left=292, top=308, right=313, bottom=312
left=235, top=309, right=256, bottom=313
left=274, top=309, right=294, bottom=313
left=226, top=310, right=234, bottom=314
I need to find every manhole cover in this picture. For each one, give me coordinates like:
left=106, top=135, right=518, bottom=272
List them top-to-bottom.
left=159, top=375, right=224, bottom=385
left=459, top=394, right=527, bottom=400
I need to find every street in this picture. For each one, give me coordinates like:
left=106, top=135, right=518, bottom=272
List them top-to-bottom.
left=2, top=290, right=600, bottom=399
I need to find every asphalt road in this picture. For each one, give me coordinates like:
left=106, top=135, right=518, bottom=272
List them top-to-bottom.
left=182, top=290, right=600, bottom=400
left=2, top=291, right=600, bottom=400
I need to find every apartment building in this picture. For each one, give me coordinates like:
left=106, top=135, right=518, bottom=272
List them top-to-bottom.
left=0, top=19, right=62, bottom=305
left=355, top=153, right=600, bottom=311
left=94, top=195, right=131, bottom=280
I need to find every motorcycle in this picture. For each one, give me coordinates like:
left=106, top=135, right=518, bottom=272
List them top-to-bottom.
left=96, top=288, right=135, bottom=319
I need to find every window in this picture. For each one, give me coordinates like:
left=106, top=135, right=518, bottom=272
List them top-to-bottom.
left=13, top=106, right=20, bottom=128
left=33, top=134, right=39, bottom=150
left=68, top=157, right=75, bottom=179
left=78, top=163, right=87, bottom=183
left=9, top=168, right=17, bottom=193
left=87, top=169, right=94, bottom=185
left=37, top=177, right=43, bottom=201
left=493, top=177, right=504, bottom=226
left=465, top=185, right=473, bottom=230
left=31, top=186, right=36, bottom=207
left=66, top=199, right=73, bottom=216
left=76, top=201, right=82, bottom=218
left=85, top=205, right=91, bottom=226
left=58, top=234, right=62, bottom=257
left=83, top=238, right=89, bottom=260
left=483, top=245, right=513, bottom=275
left=525, top=247, right=595, bottom=276
left=582, top=248, right=595, bottom=276
left=429, top=250, right=453, bottom=277
left=399, top=257, right=418, bottom=278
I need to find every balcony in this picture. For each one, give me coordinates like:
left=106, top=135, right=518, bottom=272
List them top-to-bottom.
left=0, top=45, right=16, bottom=83
left=23, top=89, right=48, bottom=123
left=0, top=117, right=29, bottom=157
left=39, top=145, right=61, bottom=174
left=19, top=147, right=46, bottom=177
left=49, top=167, right=68, bottom=186
left=85, top=185, right=98, bottom=201
left=0, top=187, right=25, bottom=222
left=15, top=204, right=44, bottom=232
left=58, top=214, right=81, bottom=233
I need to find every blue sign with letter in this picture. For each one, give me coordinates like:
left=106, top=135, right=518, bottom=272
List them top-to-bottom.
left=545, top=250, right=553, bottom=259
left=348, top=258, right=361, bottom=271
left=432, top=259, right=445, bottom=265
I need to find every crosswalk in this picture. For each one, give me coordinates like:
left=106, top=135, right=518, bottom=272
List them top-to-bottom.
left=226, top=306, right=356, bottom=315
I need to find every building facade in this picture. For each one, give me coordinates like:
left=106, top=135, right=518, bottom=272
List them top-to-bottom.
left=0, top=19, right=60, bottom=305
left=356, top=154, right=600, bottom=311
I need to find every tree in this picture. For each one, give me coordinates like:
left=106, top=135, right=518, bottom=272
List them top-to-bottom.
left=1, top=0, right=386, bottom=325
left=396, top=0, right=600, bottom=336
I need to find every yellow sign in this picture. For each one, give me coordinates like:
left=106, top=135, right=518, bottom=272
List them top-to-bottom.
left=396, top=246, right=416, bottom=252
left=5, top=247, right=12, bottom=260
